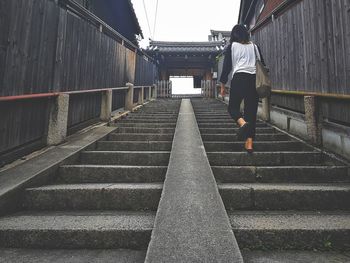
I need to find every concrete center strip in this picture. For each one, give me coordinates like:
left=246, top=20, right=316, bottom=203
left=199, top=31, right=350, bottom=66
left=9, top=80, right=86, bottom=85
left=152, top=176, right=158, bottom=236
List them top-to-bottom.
left=145, top=99, right=243, bottom=262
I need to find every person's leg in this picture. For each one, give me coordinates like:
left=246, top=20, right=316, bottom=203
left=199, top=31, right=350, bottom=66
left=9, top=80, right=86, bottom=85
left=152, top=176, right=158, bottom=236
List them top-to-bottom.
left=228, top=74, right=244, bottom=123
left=243, top=74, right=259, bottom=140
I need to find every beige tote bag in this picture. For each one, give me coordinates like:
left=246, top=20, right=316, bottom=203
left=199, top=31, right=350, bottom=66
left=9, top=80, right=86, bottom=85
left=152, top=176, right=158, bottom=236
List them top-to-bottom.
left=254, top=44, right=271, bottom=98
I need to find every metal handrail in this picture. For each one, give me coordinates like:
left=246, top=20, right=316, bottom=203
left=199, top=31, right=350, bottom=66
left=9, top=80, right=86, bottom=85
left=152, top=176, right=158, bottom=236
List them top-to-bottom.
left=214, top=84, right=350, bottom=101
left=0, top=86, right=136, bottom=102
left=271, top=90, right=350, bottom=100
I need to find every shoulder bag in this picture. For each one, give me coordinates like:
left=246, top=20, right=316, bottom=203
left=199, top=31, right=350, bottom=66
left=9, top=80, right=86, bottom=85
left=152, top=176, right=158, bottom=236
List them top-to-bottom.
left=253, top=44, right=271, bottom=98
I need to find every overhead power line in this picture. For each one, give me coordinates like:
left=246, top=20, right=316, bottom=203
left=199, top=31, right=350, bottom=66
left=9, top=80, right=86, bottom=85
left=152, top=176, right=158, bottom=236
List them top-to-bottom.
left=142, top=0, right=152, bottom=38
left=153, top=0, right=159, bottom=39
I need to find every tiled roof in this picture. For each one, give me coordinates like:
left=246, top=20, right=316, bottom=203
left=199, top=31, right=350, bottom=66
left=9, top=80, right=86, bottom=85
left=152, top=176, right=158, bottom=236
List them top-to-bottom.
left=210, top=30, right=231, bottom=37
left=147, top=41, right=225, bottom=53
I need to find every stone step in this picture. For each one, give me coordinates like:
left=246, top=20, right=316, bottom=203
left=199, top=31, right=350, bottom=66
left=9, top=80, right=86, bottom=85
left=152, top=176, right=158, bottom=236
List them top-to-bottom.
left=137, top=110, right=179, bottom=114
left=129, top=113, right=178, bottom=117
left=195, top=114, right=231, bottom=118
left=125, top=116, right=178, bottom=121
left=195, top=117, right=236, bottom=121
left=117, top=119, right=177, bottom=124
left=196, top=119, right=266, bottom=124
left=198, top=121, right=271, bottom=129
left=197, top=122, right=268, bottom=128
left=113, top=123, right=176, bottom=128
left=113, top=127, right=175, bottom=134
left=199, top=127, right=276, bottom=134
left=108, top=133, right=174, bottom=141
left=202, top=133, right=290, bottom=142
left=97, top=141, right=173, bottom=151
left=204, top=141, right=312, bottom=152
left=80, top=151, right=170, bottom=165
left=207, top=152, right=340, bottom=166
left=58, top=165, right=167, bottom=183
left=212, top=166, right=350, bottom=183
left=23, top=183, right=163, bottom=211
left=218, top=183, right=350, bottom=210
left=0, top=211, right=155, bottom=249
left=229, top=211, right=350, bottom=250
left=0, top=248, right=146, bottom=263
left=242, top=250, right=350, bottom=263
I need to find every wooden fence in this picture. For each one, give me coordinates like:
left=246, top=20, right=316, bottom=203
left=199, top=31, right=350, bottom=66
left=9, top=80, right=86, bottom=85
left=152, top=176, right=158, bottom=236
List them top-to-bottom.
left=0, top=0, right=158, bottom=165
left=251, top=0, right=350, bottom=124
left=157, top=80, right=172, bottom=98
left=201, top=80, right=216, bottom=98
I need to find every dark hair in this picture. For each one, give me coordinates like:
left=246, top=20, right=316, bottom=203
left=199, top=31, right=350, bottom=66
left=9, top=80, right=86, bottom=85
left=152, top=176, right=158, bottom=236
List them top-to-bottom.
left=229, top=24, right=250, bottom=44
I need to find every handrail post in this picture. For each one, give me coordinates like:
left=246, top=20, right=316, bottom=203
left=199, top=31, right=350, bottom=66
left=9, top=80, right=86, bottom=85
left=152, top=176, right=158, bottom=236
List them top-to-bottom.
left=125, top=83, right=134, bottom=111
left=153, top=84, right=157, bottom=99
left=138, top=86, right=144, bottom=105
left=148, top=86, right=152, bottom=101
left=100, top=89, right=112, bottom=121
left=47, top=94, right=69, bottom=145
left=261, top=96, right=271, bottom=121
left=304, top=96, right=323, bottom=146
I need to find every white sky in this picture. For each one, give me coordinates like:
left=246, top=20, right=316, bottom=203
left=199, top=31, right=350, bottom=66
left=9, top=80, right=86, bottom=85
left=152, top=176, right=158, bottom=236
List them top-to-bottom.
left=131, top=0, right=241, bottom=94
left=131, top=0, right=240, bottom=47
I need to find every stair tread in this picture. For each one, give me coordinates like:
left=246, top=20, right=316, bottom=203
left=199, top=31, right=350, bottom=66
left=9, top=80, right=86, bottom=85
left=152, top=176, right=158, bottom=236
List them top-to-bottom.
left=82, top=150, right=171, bottom=153
left=60, top=164, right=168, bottom=168
left=213, top=165, right=348, bottom=168
left=27, top=183, right=164, bottom=191
left=218, top=183, right=350, bottom=191
left=228, top=210, right=350, bottom=230
left=0, top=211, right=155, bottom=230
left=0, top=248, right=146, bottom=263
left=242, top=250, right=350, bottom=263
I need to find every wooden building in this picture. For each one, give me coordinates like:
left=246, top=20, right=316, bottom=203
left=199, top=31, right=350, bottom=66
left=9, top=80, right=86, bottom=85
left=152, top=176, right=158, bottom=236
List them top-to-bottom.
left=0, top=0, right=157, bottom=165
left=75, top=0, right=143, bottom=45
left=236, top=0, right=350, bottom=158
left=209, top=30, right=231, bottom=42
left=146, top=41, right=225, bottom=87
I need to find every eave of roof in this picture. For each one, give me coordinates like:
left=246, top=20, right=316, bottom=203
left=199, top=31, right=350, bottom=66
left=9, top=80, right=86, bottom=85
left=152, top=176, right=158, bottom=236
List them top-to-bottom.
left=127, top=0, right=144, bottom=38
left=210, top=29, right=231, bottom=36
left=146, top=41, right=225, bottom=54
left=149, top=41, right=225, bottom=47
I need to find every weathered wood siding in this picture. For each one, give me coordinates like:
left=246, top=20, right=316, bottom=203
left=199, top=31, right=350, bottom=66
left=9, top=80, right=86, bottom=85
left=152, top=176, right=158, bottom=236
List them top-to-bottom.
left=0, top=0, right=158, bottom=163
left=251, top=0, right=350, bottom=123
left=135, top=54, right=158, bottom=86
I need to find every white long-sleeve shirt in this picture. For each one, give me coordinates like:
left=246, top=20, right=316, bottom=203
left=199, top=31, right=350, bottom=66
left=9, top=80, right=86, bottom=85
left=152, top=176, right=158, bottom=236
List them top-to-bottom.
left=219, top=42, right=265, bottom=84
left=231, top=42, right=261, bottom=75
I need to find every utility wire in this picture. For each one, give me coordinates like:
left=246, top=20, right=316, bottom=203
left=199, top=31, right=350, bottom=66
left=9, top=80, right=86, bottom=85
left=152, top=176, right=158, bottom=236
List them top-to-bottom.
left=142, top=0, right=152, bottom=38
left=152, top=0, right=159, bottom=39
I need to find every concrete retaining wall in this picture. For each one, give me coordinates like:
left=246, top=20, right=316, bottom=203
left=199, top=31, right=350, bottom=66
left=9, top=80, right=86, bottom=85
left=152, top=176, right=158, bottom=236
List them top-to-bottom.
left=258, top=104, right=350, bottom=160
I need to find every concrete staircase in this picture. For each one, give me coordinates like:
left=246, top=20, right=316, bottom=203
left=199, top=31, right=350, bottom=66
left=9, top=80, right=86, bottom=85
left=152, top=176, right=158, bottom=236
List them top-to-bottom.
left=191, top=98, right=350, bottom=260
left=0, top=99, right=181, bottom=262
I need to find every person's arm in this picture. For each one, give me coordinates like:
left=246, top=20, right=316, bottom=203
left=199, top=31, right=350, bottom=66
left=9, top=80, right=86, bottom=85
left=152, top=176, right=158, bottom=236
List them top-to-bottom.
left=219, top=45, right=232, bottom=96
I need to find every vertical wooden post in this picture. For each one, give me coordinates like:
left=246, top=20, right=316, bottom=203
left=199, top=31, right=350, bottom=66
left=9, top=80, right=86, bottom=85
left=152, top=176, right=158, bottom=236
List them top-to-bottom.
left=125, top=83, right=134, bottom=111
left=153, top=84, right=157, bottom=99
left=149, top=86, right=152, bottom=100
left=138, top=87, right=144, bottom=104
left=100, top=89, right=112, bottom=121
left=47, top=94, right=69, bottom=145
left=261, top=96, right=271, bottom=121
left=304, top=96, right=322, bottom=145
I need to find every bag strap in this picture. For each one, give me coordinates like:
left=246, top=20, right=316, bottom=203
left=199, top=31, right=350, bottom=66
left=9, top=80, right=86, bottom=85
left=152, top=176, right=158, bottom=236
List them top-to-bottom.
left=253, top=43, right=261, bottom=61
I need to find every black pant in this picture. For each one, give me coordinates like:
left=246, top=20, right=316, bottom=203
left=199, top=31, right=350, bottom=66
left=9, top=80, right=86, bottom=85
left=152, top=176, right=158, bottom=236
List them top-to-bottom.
left=228, top=72, right=259, bottom=139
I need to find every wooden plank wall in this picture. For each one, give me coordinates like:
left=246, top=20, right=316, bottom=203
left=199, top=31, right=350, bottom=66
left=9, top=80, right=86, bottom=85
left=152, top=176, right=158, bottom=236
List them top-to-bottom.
left=0, top=0, right=158, bottom=161
left=251, top=0, right=350, bottom=124
left=134, top=54, right=158, bottom=86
